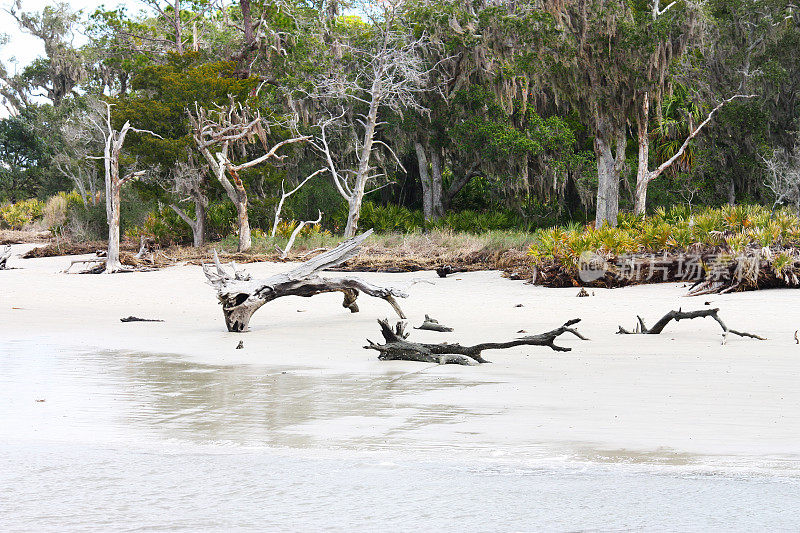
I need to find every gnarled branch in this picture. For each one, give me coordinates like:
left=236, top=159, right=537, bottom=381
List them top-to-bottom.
left=365, top=318, right=588, bottom=366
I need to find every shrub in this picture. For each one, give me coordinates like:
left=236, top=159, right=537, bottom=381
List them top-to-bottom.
left=43, top=191, right=81, bottom=232
left=0, top=198, right=45, bottom=229
left=206, top=201, right=236, bottom=239
left=127, top=205, right=193, bottom=246
left=528, top=205, right=800, bottom=268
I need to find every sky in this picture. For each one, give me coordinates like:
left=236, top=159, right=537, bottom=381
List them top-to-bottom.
left=0, top=0, right=114, bottom=71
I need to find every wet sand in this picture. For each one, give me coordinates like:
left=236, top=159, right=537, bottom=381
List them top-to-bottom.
left=2, top=244, right=800, bottom=465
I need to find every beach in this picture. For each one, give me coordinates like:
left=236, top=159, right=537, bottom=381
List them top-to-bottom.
left=2, top=244, right=800, bottom=530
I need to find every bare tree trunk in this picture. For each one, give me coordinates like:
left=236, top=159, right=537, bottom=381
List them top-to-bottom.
left=173, top=0, right=184, bottom=53
left=344, top=91, right=380, bottom=238
left=634, top=93, right=651, bottom=216
left=104, top=128, right=123, bottom=273
left=594, top=131, right=621, bottom=227
left=415, top=141, right=433, bottom=221
left=430, top=148, right=444, bottom=219
left=106, top=179, right=123, bottom=273
left=193, top=194, right=206, bottom=247
left=235, top=194, right=252, bottom=252
left=169, top=197, right=206, bottom=248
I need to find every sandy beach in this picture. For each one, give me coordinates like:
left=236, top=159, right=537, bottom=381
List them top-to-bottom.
left=2, top=242, right=799, bottom=468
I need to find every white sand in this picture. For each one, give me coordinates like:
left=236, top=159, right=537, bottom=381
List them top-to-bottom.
left=2, top=243, right=800, bottom=464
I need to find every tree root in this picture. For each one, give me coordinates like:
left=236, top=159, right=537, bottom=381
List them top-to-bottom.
left=617, top=308, right=765, bottom=342
left=365, top=318, right=588, bottom=366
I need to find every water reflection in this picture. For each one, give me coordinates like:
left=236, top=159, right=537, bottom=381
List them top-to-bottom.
left=0, top=341, right=497, bottom=450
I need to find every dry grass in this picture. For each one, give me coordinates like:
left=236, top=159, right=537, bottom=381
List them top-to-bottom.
left=0, top=229, right=53, bottom=245
left=17, top=229, right=538, bottom=275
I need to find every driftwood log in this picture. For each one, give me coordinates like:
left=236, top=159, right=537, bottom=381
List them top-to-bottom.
left=204, top=229, right=408, bottom=332
left=0, top=245, right=11, bottom=269
left=617, top=308, right=765, bottom=341
left=414, top=314, right=454, bottom=332
left=365, top=318, right=588, bottom=366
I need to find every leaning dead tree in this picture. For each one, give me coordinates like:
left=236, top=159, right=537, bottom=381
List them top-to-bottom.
left=634, top=94, right=756, bottom=215
left=189, top=102, right=310, bottom=252
left=271, top=169, right=327, bottom=237
left=276, top=210, right=323, bottom=259
left=203, top=229, right=407, bottom=331
left=0, top=245, right=12, bottom=269
left=617, top=308, right=765, bottom=342
left=365, top=318, right=588, bottom=366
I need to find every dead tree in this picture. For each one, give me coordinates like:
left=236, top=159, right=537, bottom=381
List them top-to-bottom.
left=308, top=2, right=431, bottom=237
left=633, top=94, right=756, bottom=215
left=84, top=100, right=161, bottom=273
left=189, top=102, right=310, bottom=252
left=764, top=144, right=800, bottom=215
left=168, top=154, right=209, bottom=247
left=271, top=169, right=327, bottom=237
left=277, top=210, right=323, bottom=259
left=203, top=229, right=407, bottom=331
left=0, top=245, right=12, bottom=269
left=617, top=308, right=765, bottom=342
left=366, top=318, right=588, bottom=366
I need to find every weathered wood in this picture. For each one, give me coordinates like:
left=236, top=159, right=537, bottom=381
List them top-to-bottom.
left=204, top=229, right=408, bottom=332
left=0, top=245, right=11, bottom=269
left=617, top=308, right=765, bottom=341
left=414, top=314, right=453, bottom=332
left=120, top=316, right=164, bottom=322
left=365, top=318, right=588, bottom=366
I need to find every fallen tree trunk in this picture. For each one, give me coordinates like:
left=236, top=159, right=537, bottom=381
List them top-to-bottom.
left=204, top=229, right=408, bottom=332
left=0, top=245, right=11, bottom=269
left=617, top=308, right=765, bottom=341
left=365, top=318, right=588, bottom=366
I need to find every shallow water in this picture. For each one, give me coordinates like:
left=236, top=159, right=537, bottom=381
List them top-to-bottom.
left=2, top=340, right=800, bottom=531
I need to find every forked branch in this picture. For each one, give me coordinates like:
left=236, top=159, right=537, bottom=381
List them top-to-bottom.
left=617, top=308, right=765, bottom=342
left=365, top=318, right=588, bottom=366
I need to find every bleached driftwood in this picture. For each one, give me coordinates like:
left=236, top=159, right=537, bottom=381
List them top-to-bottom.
left=203, top=229, right=408, bottom=332
left=0, top=245, right=12, bottom=269
left=617, top=308, right=765, bottom=342
left=414, top=314, right=453, bottom=332
left=365, top=318, right=588, bottom=366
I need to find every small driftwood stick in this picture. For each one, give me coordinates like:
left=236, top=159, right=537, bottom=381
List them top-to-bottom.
left=203, top=229, right=408, bottom=332
left=0, top=245, right=11, bottom=269
left=617, top=308, right=765, bottom=341
left=414, top=314, right=454, bottom=332
left=120, top=316, right=164, bottom=322
left=365, top=318, right=588, bottom=366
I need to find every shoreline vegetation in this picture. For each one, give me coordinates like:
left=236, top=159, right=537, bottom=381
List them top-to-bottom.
left=4, top=200, right=799, bottom=295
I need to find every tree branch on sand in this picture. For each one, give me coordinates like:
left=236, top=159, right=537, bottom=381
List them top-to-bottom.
left=203, top=229, right=408, bottom=332
left=0, top=245, right=12, bottom=269
left=617, top=308, right=765, bottom=343
left=365, top=318, right=588, bottom=366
